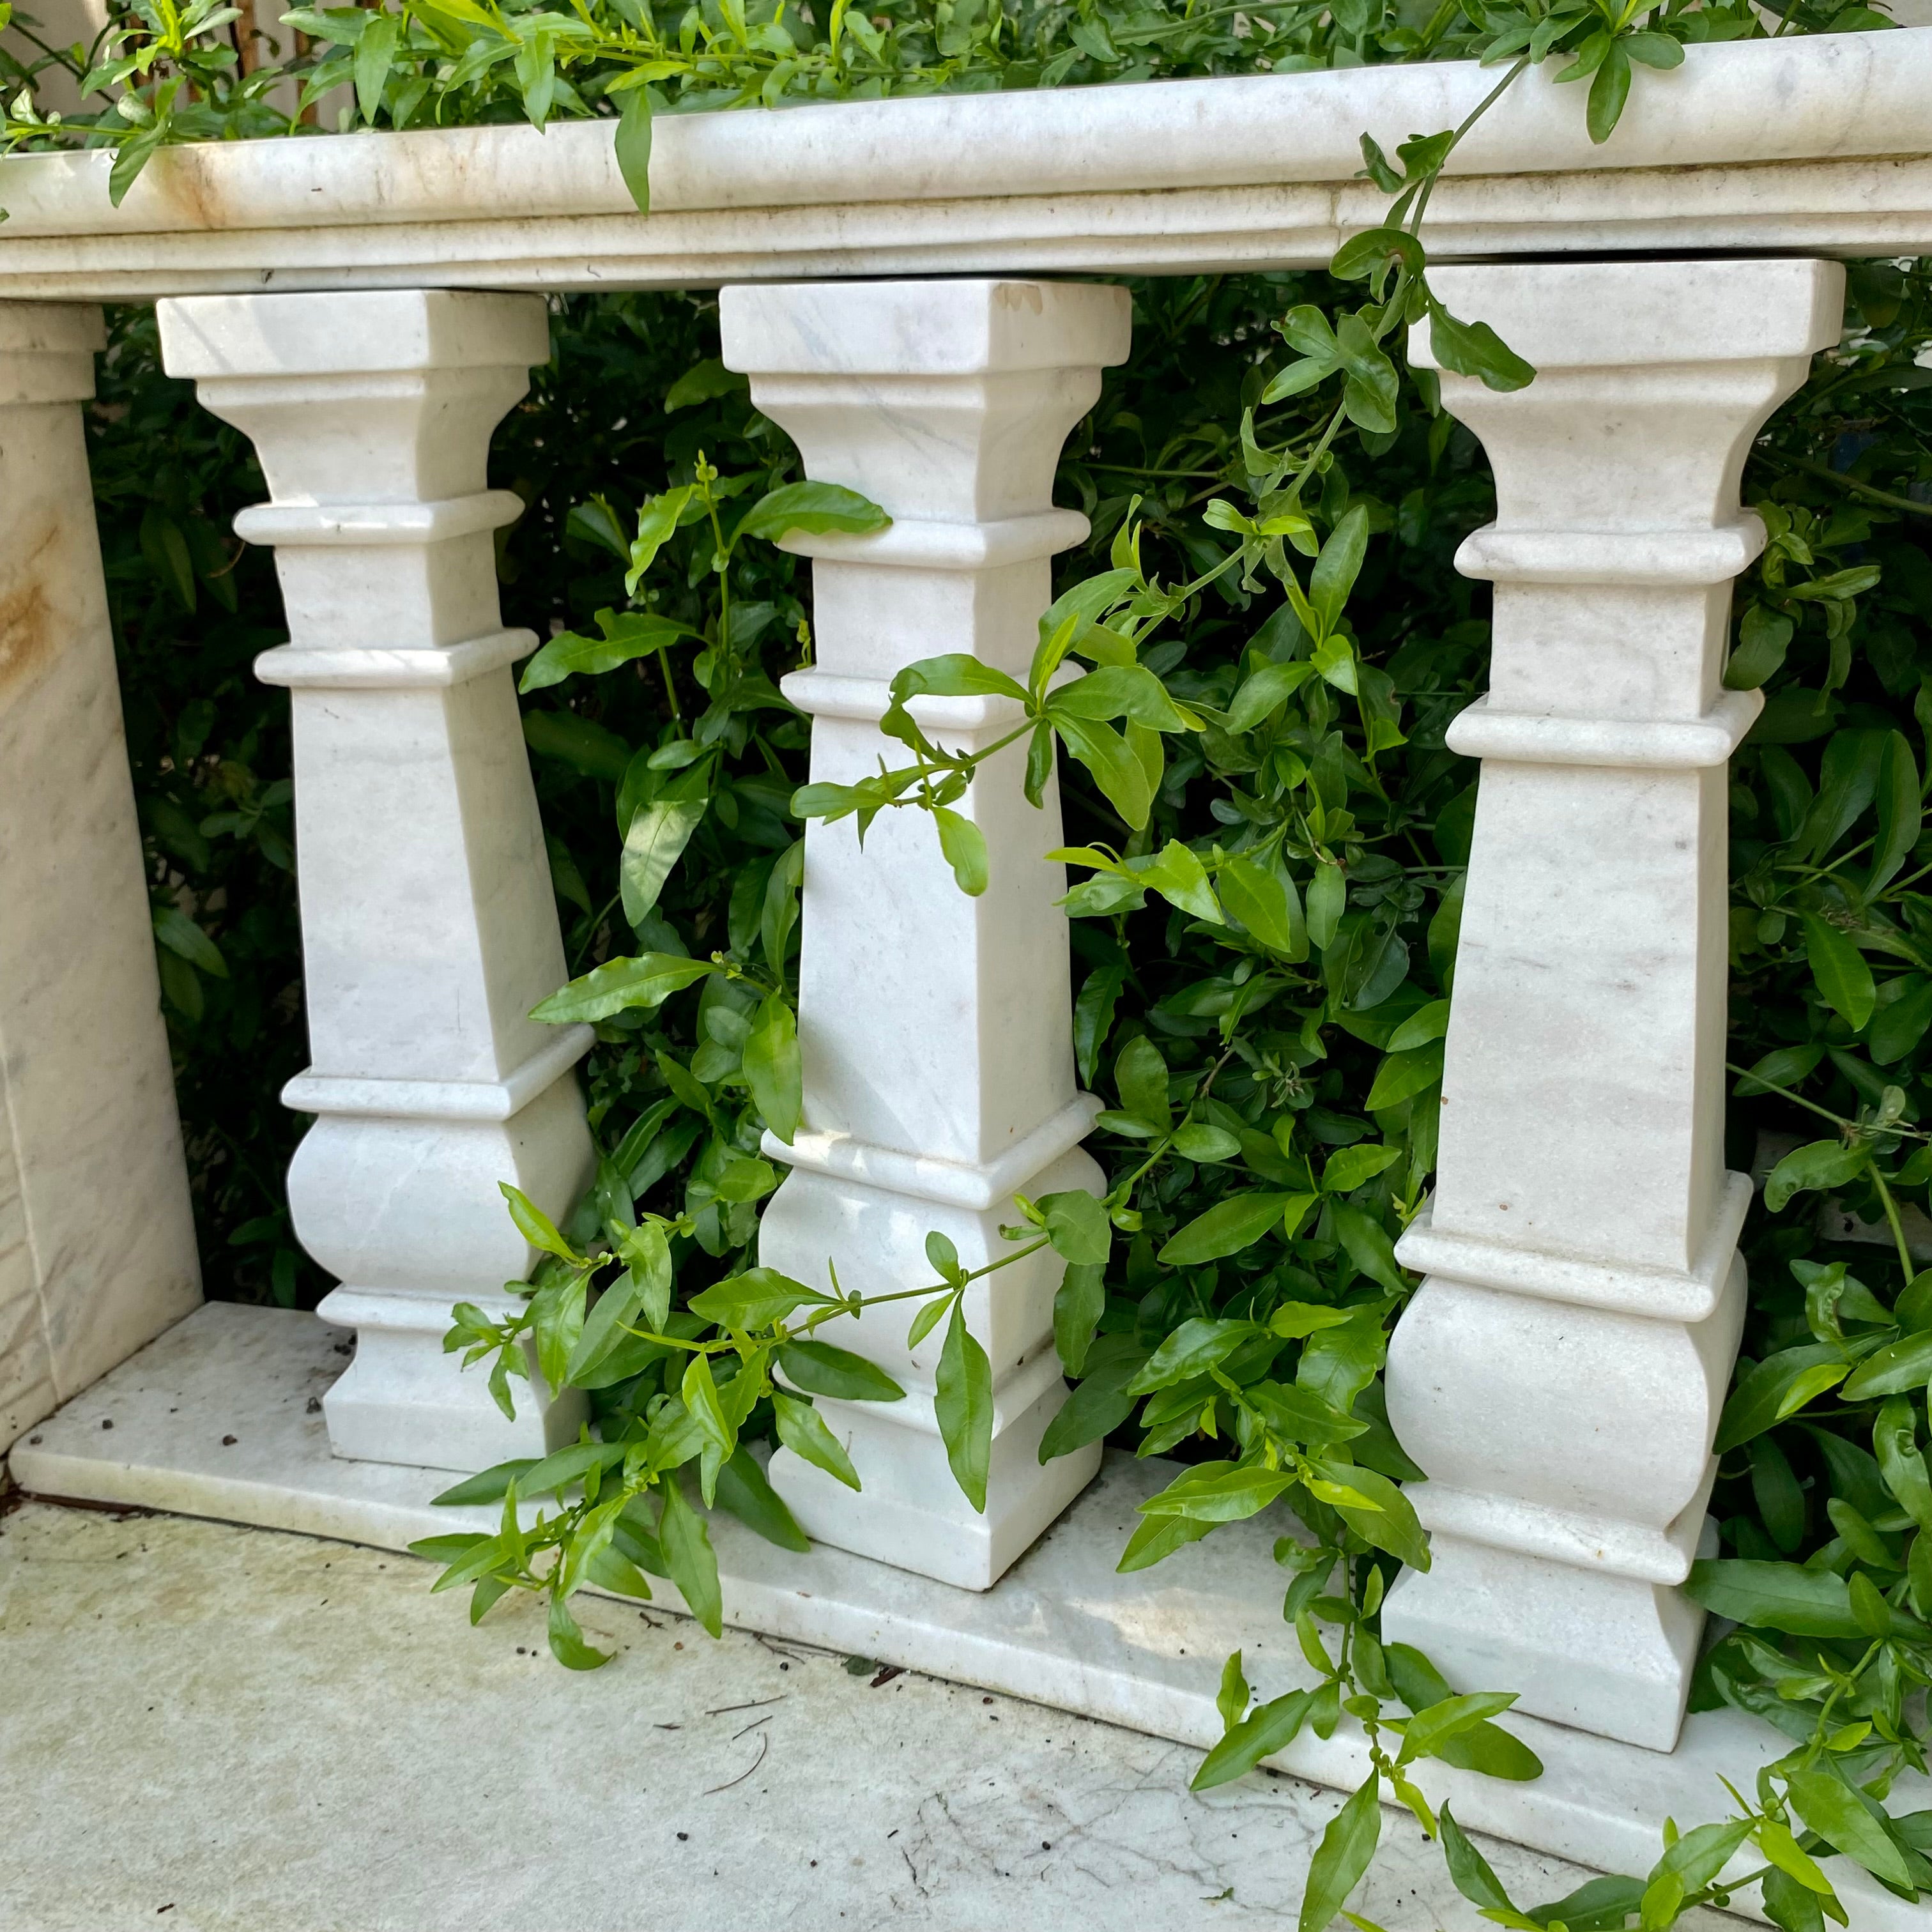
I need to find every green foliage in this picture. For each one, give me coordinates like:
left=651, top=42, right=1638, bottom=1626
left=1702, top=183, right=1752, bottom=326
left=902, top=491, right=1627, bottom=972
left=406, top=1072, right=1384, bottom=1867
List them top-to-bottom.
left=49, top=4, right=1932, bottom=1924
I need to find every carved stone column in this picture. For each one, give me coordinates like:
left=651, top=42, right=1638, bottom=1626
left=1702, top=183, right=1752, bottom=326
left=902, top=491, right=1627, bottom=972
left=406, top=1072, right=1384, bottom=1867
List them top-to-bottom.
left=1384, top=257, right=1843, bottom=1749
left=720, top=279, right=1130, bottom=1589
left=158, top=291, right=594, bottom=1475
left=0, top=302, right=201, bottom=1448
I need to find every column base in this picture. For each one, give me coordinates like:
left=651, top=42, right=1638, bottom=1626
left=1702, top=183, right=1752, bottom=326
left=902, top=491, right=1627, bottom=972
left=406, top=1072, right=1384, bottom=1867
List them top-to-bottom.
left=315, top=1285, right=585, bottom=1475
left=770, top=1370, right=1101, bottom=1591
left=1380, top=1521, right=1717, bottom=1752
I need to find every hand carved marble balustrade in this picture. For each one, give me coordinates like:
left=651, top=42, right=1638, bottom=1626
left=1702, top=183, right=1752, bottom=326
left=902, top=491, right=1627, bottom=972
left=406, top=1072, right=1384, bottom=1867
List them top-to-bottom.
left=5, top=30, right=1932, bottom=1922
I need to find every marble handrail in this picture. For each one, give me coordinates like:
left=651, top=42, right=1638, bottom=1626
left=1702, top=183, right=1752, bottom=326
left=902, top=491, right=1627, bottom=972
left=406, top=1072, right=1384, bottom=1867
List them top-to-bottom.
left=0, top=30, right=1921, bottom=295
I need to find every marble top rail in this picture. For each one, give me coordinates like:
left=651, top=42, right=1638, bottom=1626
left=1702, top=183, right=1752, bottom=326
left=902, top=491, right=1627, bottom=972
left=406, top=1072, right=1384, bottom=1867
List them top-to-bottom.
left=0, top=28, right=1924, bottom=297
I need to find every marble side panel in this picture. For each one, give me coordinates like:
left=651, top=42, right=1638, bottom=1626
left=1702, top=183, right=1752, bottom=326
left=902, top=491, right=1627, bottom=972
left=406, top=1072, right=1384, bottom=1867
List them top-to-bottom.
left=0, top=337, right=201, bottom=1450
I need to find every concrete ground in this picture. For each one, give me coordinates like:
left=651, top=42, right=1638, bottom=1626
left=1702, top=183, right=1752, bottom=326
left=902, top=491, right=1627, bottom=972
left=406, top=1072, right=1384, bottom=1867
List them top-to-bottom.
left=0, top=1492, right=1738, bottom=1932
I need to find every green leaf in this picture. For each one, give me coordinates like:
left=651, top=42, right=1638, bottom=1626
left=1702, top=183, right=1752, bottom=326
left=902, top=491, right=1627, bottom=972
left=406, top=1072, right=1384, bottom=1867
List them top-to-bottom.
left=353, top=8, right=398, bottom=124
left=1620, top=29, right=1684, bottom=67
left=1585, top=38, right=1631, bottom=142
left=613, top=83, right=654, bottom=210
left=1331, top=225, right=1427, bottom=284
left=1425, top=300, right=1536, bottom=393
left=663, top=357, right=749, bottom=413
left=736, top=480, right=889, bottom=546
left=624, top=484, right=696, bottom=593
left=1310, top=506, right=1370, bottom=638
left=1725, top=606, right=1795, bottom=691
left=519, top=611, right=686, bottom=693
left=889, top=653, right=1031, bottom=705
left=1225, top=659, right=1317, bottom=733
left=523, top=710, right=632, bottom=781
left=1054, top=714, right=1154, bottom=829
left=622, top=767, right=710, bottom=928
left=933, top=808, right=990, bottom=896
left=1135, top=840, right=1222, bottom=923
left=1219, top=855, right=1307, bottom=959
left=1307, top=862, right=1347, bottom=950
left=153, top=905, right=227, bottom=977
left=1803, top=914, right=1876, bottom=1032
left=530, top=952, right=716, bottom=1023
left=742, top=993, right=802, bottom=1144
left=1115, top=1034, right=1172, bottom=1130
left=1366, top=1042, right=1443, bottom=1110
left=1764, top=1138, right=1868, bottom=1215
left=1321, top=1143, right=1402, bottom=1193
left=499, top=1182, right=579, bottom=1262
left=1041, top=1188, right=1112, bottom=1267
left=1159, top=1194, right=1298, bottom=1266
left=566, top=1255, right=651, bottom=1384
left=1054, top=1262, right=1105, bottom=1377
left=687, top=1265, right=821, bottom=1330
left=935, top=1300, right=993, bottom=1514
left=1125, top=1315, right=1260, bottom=1395
left=1842, top=1326, right=1932, bottom=1400
left=777, top=1338, right=905, bottom=1403
left=1716, top=1343, right=1844, bottom=1450
left=1041, top=1344, right=1150, bottom=1464
left=774, top=1389, right=861, bottom=1490
left=1874, top=1395, right=1932, bottom=1531
left=518, top=1438, right=625, bottom=1499
left=714, top=1445, right=810, bottom=1552
left=431, top=1458, right=535, bottom=1508
left=1316, top=1459, right=1430, bottom=1570
left=1138, top=1461, right=1298, bottom=1522
left=656, top=1476, right=723, bottom=1637
left=1685, top=1559, right=1867, bottom=1638
left=546, top=1590, right=610, bottom=1670
left=1216, top=1649, right=1250, bottom=1731
left=1192, top=1689, right=1314, bottom=1791
left=1395, top=1690, right=1518, bottom=1767
left=1786, top=1765, right=1915, bottom=1890
left=1298, top=1774, right=1382, bottom=1932
left=1439, top=1804, right=1516, bottom=1913
left=1756, top=1818, right=1836, bottom=1897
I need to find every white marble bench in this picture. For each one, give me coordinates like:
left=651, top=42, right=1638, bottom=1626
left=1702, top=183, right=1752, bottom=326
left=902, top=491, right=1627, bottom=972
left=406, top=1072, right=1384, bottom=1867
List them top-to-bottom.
left=4, top=32, right=1931, bottom=1920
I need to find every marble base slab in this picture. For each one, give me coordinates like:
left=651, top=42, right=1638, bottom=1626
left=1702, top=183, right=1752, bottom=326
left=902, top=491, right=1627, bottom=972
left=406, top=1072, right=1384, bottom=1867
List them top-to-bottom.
left=11, top=1302, right=1925, bottom=1929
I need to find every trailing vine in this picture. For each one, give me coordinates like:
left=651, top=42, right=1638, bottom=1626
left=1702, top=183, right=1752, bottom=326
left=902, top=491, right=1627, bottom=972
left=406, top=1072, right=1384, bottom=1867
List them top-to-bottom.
left=16, top=0, right=1929, bottom=1924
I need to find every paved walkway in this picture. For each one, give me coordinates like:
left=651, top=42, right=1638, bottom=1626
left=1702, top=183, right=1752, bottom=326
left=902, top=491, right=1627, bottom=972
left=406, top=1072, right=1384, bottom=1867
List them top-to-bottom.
left=0, top=1494, right=1736, bottom=1932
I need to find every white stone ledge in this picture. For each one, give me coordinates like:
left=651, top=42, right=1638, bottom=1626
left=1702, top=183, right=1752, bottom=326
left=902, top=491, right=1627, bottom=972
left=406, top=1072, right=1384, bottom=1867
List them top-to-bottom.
left=0, top=34, right=1917, bottom=293
left=232, top=491, right=526, bottom=548
left=778, top=509, right=1088, bottom=570
left=1455, top=521, right=1767, bottom=586
left=254, top=627, right=534, bottom=691
left=780, top=669, right=1027, bottom=732
left=1445, top=691, right=1764, bottom=770
left=280, top=1024, right=594, bottom=1122
left=763, top=1092, right=1103, bottom=1210
left=1395, top=1172, right=1754, bottom=1322
left=11, top=1301, right=1927, bottom=1930
left=1411, top=1473, right=1715, bottom=1586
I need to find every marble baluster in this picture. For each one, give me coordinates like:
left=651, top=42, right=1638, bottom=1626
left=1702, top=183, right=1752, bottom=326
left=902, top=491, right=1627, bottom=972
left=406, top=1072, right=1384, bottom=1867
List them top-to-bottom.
left=1383, top=257, right=1844, bottom=1749
left=719, top=278, right=1130, bottom=1590
left=157, top=289, right=594, bottom=1475
left=0, top=301, right=201, bottom=1448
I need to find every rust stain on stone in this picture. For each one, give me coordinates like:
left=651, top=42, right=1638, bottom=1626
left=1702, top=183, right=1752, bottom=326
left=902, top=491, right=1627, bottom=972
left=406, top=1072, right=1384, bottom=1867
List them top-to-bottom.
left=0, top=524, right=61, bottom=694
